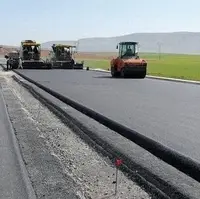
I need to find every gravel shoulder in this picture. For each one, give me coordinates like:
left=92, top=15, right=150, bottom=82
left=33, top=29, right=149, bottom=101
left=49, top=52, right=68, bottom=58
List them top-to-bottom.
left=0, top=71, right=152, bottom=198
left=0, top=81, right=36, bottom=199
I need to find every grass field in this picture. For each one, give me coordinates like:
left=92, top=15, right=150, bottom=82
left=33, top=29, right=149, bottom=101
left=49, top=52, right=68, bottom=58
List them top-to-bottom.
left=77, top=53, right=200, bottom=81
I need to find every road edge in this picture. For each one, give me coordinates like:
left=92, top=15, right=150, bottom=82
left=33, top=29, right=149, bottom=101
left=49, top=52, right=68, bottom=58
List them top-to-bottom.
left=85, top=67, right=200, bottom=85
left=0, top=85, right=37, bottom=199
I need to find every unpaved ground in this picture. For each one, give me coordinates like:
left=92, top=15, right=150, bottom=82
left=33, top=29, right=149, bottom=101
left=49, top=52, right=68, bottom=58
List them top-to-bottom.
left=0, top=70, right=152, bottom=199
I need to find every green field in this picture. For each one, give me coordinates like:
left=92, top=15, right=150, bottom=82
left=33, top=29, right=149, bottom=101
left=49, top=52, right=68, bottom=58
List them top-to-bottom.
left=78, top=53, right=200, bottom=81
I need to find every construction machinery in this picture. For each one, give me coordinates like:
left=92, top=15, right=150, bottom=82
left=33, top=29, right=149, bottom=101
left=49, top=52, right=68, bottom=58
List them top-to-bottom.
left=19, top=40, right=52, bottom=69
left=110, top=42, right=147, bottom=78
left=46, top=44, right=83, bottom=69
left=5, top=50, right=20, bottom=69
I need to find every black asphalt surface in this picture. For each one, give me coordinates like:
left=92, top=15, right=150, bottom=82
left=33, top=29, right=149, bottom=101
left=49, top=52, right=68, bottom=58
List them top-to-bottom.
left=14, top=69, right=200, bottom=198
left=16, top=69, right=200, bottom=162
left=0, top=88, right=36, bottom=199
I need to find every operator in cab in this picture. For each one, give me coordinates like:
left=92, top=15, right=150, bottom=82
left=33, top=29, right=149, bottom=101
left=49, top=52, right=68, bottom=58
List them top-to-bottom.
left=33, top=46, right=38, bottom=54
left=23, top=47, right=28, bottom=59
left=65, top=47, right=70, bottom=56
left=124, top=47, right=133, bottom=57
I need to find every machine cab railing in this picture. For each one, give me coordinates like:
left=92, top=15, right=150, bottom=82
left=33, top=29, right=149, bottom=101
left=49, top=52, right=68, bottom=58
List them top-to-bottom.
left=21, top=41, right=41, bottom=60
left=52, top=44, right=77, bottom=61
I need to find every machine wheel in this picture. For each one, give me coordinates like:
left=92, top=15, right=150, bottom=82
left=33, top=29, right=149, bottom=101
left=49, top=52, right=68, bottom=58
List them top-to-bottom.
left=12, top=63, right=18, bottom=69
left=47, top=63, right=52, bottom=69
left=111, top=66, right=118, bottom=77
left=120, top=67, right=126, bottom=78
left=139, top=71, right=146, bottom=78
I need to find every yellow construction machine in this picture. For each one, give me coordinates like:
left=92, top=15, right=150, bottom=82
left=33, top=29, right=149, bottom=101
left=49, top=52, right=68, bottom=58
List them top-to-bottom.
left=19, top=40, right=51, bottom=69
left=46, top=44, right=83, bottom=69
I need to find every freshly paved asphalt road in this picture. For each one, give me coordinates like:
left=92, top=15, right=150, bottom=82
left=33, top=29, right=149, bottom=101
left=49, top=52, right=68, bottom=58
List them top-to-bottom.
left=16, top=69, right=200, bottom=162
left=0, top=88, right=36, bottom=199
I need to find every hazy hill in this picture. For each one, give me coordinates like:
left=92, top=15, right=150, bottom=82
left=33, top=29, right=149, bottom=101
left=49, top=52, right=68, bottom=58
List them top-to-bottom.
left=2, top=32, right=200, bottom=54
left=42, top=32, right=200, bottom=54
left=41, top=41, right=77, bottom=49
left=0, top=45, right=19, bottom=57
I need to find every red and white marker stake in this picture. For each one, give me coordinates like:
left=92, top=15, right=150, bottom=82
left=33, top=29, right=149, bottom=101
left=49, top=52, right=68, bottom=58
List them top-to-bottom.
left=114, top=158, right=123, bottom=195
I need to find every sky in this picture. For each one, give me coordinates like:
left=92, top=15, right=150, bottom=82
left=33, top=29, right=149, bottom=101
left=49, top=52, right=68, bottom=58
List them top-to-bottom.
left=1, top=0, right=200, bottom=45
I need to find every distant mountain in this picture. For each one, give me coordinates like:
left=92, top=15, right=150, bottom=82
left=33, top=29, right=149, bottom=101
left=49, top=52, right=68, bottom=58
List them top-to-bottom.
left=2, top=32, right=200, bottom=54
left=41, top=32, right=200, bottom=54
left=41, top=40, right=77, bottom=49
left=0, top=45, right=19, bottom=57
left=0, top=45, right=19, bottom=49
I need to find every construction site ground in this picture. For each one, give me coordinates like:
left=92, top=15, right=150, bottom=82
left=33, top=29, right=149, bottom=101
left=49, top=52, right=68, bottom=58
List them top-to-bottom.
left=0, top=68, right=152, bottom=199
